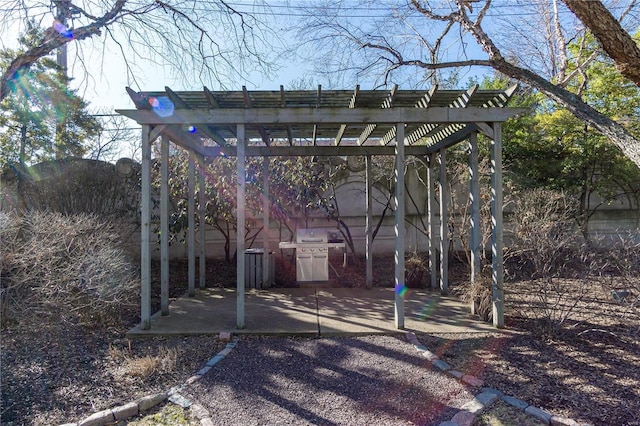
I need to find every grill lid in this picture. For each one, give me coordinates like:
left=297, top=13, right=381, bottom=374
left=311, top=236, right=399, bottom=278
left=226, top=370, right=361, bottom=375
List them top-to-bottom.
left=296, top=228, right=328, bottom=244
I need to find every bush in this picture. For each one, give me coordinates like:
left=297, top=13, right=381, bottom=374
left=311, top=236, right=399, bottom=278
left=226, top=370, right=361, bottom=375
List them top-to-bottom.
left=1, top=158, right=140, bottom=220
left=503, top=189, right=640, bottom=337
left=505, top=189, right=587, bottom=336
left=0, top=210, right=139, bottom=328
left=405, top=252, right=430, bottom=288
left=466, top=266, right=493, bottom=322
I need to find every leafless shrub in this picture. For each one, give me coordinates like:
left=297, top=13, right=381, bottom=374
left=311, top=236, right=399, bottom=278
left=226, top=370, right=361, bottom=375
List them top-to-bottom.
left=447, top=155, right=495, bottom=266
left=2, top=158, right=140, bottom=221
left=502, top=189, right=640, bottom=338
left=506, top=189, right=589, bottom=337
left=0, top=211, right=139, bottom=328
left=0, top=211, right=22, bottom=322
left=588, top=233, right=640, bottom=335
left=405, top=252, right=430, bottom=288
left=464, top=266, right=494, bottom=323
left=108, top=345, right=179, bottom=381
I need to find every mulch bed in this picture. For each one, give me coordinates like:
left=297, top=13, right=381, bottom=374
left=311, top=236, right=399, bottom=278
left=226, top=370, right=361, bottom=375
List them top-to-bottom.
left=417, top=330, right=640, bottom=425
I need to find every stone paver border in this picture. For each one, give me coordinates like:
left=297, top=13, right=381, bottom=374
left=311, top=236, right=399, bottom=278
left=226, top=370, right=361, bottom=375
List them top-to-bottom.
left=404, top=333, right=591, bottom=426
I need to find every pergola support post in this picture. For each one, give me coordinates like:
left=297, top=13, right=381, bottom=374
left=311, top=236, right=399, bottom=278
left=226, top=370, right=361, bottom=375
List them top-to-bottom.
left=394, top=123, right=406, bottom=329
left=491, top=123, right=505, bottom=328
left=237, top=124, right=246, bottom=329
left=140, top=125, right=152, bottom=329
left=469, top=131, right=481, bottom=314
left=160, top=135, right=169, bottom=315
left=438, top=148, right=448, bottom=295
left=188, top=150, right=196, bottom=297
left=427, top=153, right=437, bottom=290
left=365, top=155, right=373, bottom=289
left=262, top=157, right=270, bottom=286
left=199, top=167, right=206, bottom=289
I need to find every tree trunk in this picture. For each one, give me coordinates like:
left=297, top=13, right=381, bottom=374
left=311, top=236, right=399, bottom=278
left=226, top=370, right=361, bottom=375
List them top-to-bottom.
left=562, top=0, right=640, bottom=88
left=19, top=124, right=27, bottom=166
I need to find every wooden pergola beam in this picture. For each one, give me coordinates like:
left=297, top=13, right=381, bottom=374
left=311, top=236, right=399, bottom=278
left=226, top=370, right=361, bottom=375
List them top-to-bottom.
left=312, top=85, right=321, bottom=145
left=204, top=86, right=236, bottom=139
left=399, top=86, right=440, bottom=145
left=410, top=86, right=478, bottom=145
left=116, top=106, right=525, bottom=126
left=196, top=145, right=434, bottom=157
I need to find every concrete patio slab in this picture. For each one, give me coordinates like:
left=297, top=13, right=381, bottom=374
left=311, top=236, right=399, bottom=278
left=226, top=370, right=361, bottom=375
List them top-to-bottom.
left=127, top=287, right=497, bottom=338
left=128, top=288, right=319, bottom=337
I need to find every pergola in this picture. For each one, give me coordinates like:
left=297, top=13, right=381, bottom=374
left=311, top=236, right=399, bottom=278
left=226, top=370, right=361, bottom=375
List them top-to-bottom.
left=117, top=84, right=523, bottom=331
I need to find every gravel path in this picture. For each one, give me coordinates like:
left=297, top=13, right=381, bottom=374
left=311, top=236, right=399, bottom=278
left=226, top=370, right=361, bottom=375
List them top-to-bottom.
left=182, top=335, right=476, bottom=426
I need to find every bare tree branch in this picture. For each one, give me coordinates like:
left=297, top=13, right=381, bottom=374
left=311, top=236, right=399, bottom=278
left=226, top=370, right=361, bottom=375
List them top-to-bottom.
left=1, top=0, right=126, bottom=100
left=1, top=1, right=279, bottom=101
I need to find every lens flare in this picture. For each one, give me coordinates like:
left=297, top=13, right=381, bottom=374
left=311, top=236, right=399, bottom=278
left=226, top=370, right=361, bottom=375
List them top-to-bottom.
left=53, top=20, right=73, bottom=38
left=148, top=96, right=174, bottom=117
left=395, top=283, right=408, bottom=297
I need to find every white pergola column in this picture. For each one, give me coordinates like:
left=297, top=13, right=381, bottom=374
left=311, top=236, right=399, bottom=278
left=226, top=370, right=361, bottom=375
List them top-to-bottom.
left=394, top=123, right=406, bottom=329
left=490, top=123, right=505, bottom=328
left=236, top=124, right=246, bottom=328
left=140, top=125, right=152, bottom=329
left=469, top=131, right=481, bottom=314
left=160, top=135, right=169, bottom=315
left=438, top=148, right=448, bottom=294
left=188, top=150, right=196, bottom=297
left=427, top=153, right=437, bottom=290
left=365, top=154, right=373, bottom=289
left=262, top=157, right=270, bottom=286
left=199, top=167, right=206, bottom=289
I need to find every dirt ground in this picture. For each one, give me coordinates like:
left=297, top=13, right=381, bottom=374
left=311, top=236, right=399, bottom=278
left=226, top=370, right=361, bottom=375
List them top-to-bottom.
left=1, top=255, right=639, bottom=425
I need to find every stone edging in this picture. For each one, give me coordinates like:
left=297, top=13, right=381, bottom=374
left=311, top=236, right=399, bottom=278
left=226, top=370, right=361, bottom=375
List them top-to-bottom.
left=59, top=332, right=237, bottom=426
left=404, top=332, right=591, bottom=426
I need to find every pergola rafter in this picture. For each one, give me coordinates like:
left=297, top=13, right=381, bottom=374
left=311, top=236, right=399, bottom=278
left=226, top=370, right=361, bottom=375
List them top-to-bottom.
left=357, top=84, right=397, bottom=145
left=117, top=85, right=524, bottom=332
left=279, top=85, right=294, bottom=145
left=334, top=85, right=360, bottom=146
left=405, top=85, right=439, bottom=145
left=408, top=85, right=477, bottom=146
left=204, top=86, right=236, bottom=141
left=242, top=86, right=271, bottom=145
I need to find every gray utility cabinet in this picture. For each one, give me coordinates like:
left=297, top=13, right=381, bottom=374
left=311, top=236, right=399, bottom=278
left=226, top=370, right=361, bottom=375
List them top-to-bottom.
left=245, top=248, right=275, bottom=289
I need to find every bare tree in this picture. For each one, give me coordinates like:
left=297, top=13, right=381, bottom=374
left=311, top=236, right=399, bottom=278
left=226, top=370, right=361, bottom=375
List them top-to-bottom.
left=297, top=0, right=640, bottom=167
left=0, top=1, right=280, bottom=101
left=86, top=111, right=138, bottom=162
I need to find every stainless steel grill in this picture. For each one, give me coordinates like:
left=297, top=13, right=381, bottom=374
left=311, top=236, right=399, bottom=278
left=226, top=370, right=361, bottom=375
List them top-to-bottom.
left=279, top=228, right=346, bottom=282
